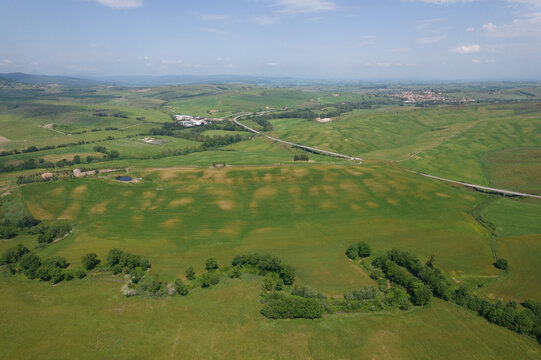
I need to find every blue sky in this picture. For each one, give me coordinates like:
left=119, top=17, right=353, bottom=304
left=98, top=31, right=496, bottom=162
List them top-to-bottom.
left=0, top=0, right=540, bottom=80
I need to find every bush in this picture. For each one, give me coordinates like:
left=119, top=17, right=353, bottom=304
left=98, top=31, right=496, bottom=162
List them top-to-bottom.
left=0, top=244, right=29, bottom=265
left=18, top=253, right=42, bottom=279
left=81, top=253, right=100, bottom=270
left=205, top=257, right=219, bottom=271
left=494, top=258, right=509, bottom=271
left=185, top=266, right=196, bottom=280
left=75, top=268, right=87, bottom=279
left=174, top=279, right=189, bottom=296
left=261, top=294, right=323, bottom=319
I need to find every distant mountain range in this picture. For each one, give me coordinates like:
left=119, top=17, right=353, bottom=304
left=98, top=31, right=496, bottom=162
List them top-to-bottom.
left=0, top=72, right=103, bottom=87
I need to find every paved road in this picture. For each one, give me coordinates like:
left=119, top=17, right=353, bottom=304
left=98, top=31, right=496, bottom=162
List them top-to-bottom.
left=233, top=112, right=541, bottom=200
left=232, top=113, right=362, bottom=161
left=406, top=169, right=541, bottom=199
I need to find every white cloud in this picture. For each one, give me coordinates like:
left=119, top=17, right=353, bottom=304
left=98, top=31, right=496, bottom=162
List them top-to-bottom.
left=95, top=0, right=142, bottom=9
left=275, top=0, right=336, bottom=14
left=506, top=0, right=541, bottom=8
left=482, top=13, right=541, bottom=38
left=252, top=16, right=281, bottom=25
left=415, top=18, right=442, bottom=30
left=202, top=27, right=227, bottom=35
left=466, top=27, right=475, bottom=32
left=418, top=34, right=447, bottom=44
left=451, top=44, right=481, bottom=54
left=216, top=57, right=223, bottom=61
left=472, top=58, right=481, bottom=63
left=0, top=59, right=12, bottom=66
left=161, top=59, right=183, bottom=64
left=267, top=62, right=278, bottom=66
left=376, top=62, right=391, bottom=67
left=224, top=63, right=237, bottom=68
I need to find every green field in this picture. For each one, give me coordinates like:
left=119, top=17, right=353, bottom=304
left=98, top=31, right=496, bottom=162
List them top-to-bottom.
left=1, top=83, right=541, bottom=359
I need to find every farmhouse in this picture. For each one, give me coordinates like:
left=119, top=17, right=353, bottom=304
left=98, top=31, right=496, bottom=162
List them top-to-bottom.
left=73, top=169, right=96, bottom=177
left=41, top=172, right=54, bottom=179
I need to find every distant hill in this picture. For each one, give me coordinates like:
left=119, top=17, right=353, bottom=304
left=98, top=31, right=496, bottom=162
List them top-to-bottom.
left=0, top=72, right=103, bottom=87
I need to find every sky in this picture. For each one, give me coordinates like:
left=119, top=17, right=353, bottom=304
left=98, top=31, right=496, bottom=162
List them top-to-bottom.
left=0, top=0, right=540, bottom=80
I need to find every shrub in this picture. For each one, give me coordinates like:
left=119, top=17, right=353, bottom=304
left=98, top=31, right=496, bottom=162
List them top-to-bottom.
left=0, top=244, right=29, bottom=265
left=18, top=253, right=42, bottom=279
left=81, top=253, right=100, bottom=270
left=205, top=257, right=219, bottom=271
left=494, top=258, right=509, bottom=271
left=185, top=266, right=196, bottom=280
left=75, top=268, right=87, bottom=279
left=174, top=279, right=189, bottom=296
left=261, top=294, right=323, bottom=319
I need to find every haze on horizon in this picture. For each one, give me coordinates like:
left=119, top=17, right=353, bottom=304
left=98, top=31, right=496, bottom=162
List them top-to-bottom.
left=1, top=0, right=541, bottom=81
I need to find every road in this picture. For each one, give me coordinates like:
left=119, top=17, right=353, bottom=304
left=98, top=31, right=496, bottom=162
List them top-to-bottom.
left=233, top=112, right=541, bottom=200
left=232, top=113, right=362, bottom=161
left=406, top=170, right=541, bottom=199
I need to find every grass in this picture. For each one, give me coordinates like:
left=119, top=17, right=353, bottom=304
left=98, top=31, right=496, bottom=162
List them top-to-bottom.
left=16, top=162, right=498, bottom=294
left=0, top=275, right=539, bottom=359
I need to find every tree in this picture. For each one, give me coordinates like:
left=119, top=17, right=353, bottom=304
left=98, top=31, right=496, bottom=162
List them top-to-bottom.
left=107, top=150, right=120, bottom=159
left=73, top=155, right=81, bottom=164
left=357, top=241, right=371, bottom=258
left=0, top=243, right=29, bottom=265
left=345, top=244, right=358, bottom=260
left=106, top=248, right=124, bottom=266
left=18, top=253, right=41, bottom=279
left=81, top=253, right=100, bottom=270
left=205, top=257, right=219, bottom=271
left=494, top=258, right=509, bottom=271
left=280, top=264, right=295, bottom=285
left=185, top=266, right=196, bottom=280
left=174, top=279, right=189, bottom=296
left=411, top=282, right=432, bottom=306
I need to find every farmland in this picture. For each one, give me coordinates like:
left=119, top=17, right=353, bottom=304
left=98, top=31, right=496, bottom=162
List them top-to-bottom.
left=1, top=81, right=541, bottom=359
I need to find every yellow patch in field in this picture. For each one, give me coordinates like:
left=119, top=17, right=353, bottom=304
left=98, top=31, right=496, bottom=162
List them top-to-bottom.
left=280, top=167, right=290, bottom=176
left=291, top=167, right=308, bottom=178
left=158, top=168, right=182, bottom=181
left=201, top=169, right=232, bottom=184
left=263, top=173, right=273, bottom=182
left=364, top=179, right=388, bottom=193
left=339, top=181, right=358, bottom=191
left=177, top=184, right=200, bottom=193
left=71, top=185, right=87, bottom=198
left=288, top=185, right=302, bottom=195
left=49, top=186, right=65, bottom=197
left=253, top=186, right=277, bottom=199
left=206, top=187, right=234, bottom=198
left=123, top=190, right=133, bottom=197
left=142, top=191, right=155, bottom=199
left=436, top=192, right=450, bottom=198
left=169, top=197, right=194, bottom=207
left=215, top=199, right=235, bottom=211
left=387, top=199, right=399, bottom=206
left=140, top=200, right=152, bottom=209
left=319, top=200, right=337, bottom=209
left=89, top=201, right=110, bottom=215
left=366, top=201, right=378, bottom=208
left=26, top=202, right=53, bottom=220
left=58, top=203, right=81, bottom=220
left=350, top=203, right=362, bottom=211
left=132, top=215, right=144, bottom=223
left=161, top=218, right=182, bottom=228
left=218, top=226, right=240, bottom=236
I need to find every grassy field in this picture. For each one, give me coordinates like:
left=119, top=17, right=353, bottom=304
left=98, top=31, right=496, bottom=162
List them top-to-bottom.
left=1, top=84, right=541, bottom=358
left=14, top=162, right=497, bottom=294
left=1, top=274, right=540, bottom=360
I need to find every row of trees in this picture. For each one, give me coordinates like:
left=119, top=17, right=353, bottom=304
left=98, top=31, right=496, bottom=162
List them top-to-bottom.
left=293, top=154, right=309, bottom=161
left=0, top=215, right=41, bottom=239
left=231, top=253, right=296, bottom=285
left=261, top=292, right=324, bottom=319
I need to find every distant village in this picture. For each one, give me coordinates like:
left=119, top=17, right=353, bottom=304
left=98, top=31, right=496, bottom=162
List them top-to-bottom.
left=387, top=90, right=475, bottom=104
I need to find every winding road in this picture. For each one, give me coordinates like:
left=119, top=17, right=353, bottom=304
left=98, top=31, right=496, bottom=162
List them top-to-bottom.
left=232, top=113, right=541, bottom=200
left=232, top=113, right=362, bottom=161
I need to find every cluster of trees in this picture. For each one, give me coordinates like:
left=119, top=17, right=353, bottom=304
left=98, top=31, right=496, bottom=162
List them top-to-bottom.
left=322, top=101, right=372, bottom=118
left=256, top=109, right=317, bottom=122
left=92, top=111, right=129, bottom=119
left=0, top=141, right=86, bottom=158
left=92, top=146, right=119, bottom=159
left=293, top=154, right=309, bottom=161
left=16, top=173, right=58, bottom=185
left=0, top=215, right=41, bottom=239
left=37, top=223, right=72, bottom=244
left=345, top=241, right=371, bottom=260
left=1, top=244, right=85, bottom=284
left=106, top=248, right=151, bottom=274
left=232, top=253, right=296, bottom=285
left=372, top=253, right=433, bottom=306
left=494, top=258, right=510, bottom=271
left=454, top=286, right=541, bottom=343
left=261, top=292, right=324, bottom=319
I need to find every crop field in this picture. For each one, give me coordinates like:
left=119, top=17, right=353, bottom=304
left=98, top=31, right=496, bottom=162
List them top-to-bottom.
left=1, top=83, right=541, bottom=359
